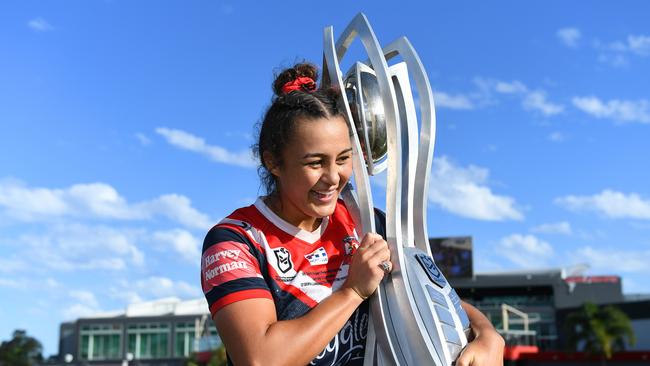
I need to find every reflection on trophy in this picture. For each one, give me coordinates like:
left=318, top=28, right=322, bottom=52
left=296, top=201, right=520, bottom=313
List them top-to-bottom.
left=321, top=13, right=472, bottom=365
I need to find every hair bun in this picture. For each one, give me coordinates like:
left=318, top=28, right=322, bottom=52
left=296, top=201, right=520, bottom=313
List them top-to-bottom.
left=272, top=63, right=319, bottom=96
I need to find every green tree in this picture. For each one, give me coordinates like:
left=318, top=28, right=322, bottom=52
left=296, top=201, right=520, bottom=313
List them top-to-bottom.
left=564, top=302, right=636, bottom=364
left=0, top=330, right=43, bottom=366
left=184, top=344, right=227, bottom=366
left=207, top=344, right=227, bottom=366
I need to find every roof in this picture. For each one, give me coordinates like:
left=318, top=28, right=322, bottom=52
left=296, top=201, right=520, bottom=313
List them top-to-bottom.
left=78, top=297, right=209, bottom=319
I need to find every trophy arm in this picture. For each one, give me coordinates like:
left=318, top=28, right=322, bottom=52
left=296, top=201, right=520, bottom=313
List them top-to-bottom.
left=383, top=37, right=436, bottom=257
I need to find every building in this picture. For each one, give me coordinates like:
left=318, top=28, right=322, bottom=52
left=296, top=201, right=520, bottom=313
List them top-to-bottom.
left=431, top=236, right=650, bottom=357
left=58, top=297, right=220, bottom=366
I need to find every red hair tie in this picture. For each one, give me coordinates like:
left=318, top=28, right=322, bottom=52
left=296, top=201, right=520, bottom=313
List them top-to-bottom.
left=281, top=76, right=316, bottom=94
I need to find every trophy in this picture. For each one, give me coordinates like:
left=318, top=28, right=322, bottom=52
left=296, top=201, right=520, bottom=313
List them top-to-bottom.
left=321, top=13, right=472, bottom=365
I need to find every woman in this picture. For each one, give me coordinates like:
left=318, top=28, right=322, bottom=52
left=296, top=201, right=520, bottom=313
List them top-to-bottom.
left=201, top=63, right=504, bottom=366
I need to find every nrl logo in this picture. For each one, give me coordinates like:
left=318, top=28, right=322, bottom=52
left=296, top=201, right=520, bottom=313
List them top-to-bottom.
left=273, top=247, right=293, bottom=274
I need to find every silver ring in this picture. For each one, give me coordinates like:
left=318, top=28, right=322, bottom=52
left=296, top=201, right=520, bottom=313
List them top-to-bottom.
left=378, top=260, right=392, bottom=273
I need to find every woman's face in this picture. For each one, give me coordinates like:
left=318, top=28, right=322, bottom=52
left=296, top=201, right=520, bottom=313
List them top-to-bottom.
left=270, top=116, right=353, bottom=230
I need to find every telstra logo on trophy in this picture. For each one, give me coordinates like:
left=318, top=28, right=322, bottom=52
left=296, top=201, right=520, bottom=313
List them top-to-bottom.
left=321, top=13, right=472, bottom=365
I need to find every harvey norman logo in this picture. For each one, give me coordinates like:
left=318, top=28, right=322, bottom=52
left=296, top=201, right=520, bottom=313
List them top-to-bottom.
left=305, top=247, right=328, bottom=266
left=203, top=249, right=241, bottom=267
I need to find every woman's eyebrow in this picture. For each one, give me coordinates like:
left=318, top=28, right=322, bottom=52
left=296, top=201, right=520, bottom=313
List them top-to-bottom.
left=301, top=148, right=352, bottom=159
left=302, top=152, right=325, bottom=159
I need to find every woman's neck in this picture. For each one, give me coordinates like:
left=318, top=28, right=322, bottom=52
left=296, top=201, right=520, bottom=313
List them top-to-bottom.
left=265, top=195, right=322, bottom=232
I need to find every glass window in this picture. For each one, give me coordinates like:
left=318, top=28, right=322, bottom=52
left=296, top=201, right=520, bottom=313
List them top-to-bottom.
left=127, top=322, right=171, bottom=359
left=78, top=324, right=122, bottom=361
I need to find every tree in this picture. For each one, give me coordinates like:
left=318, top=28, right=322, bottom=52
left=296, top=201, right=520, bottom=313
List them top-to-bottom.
left=564, top=302, right=636, bottom=364
left=0, top=330, right=43, bottom=366
left=184, top=344, right=227, bottom=366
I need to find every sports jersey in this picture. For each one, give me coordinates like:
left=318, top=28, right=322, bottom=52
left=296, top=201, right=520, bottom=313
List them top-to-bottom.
left=201, top=197, right=380, bottom=366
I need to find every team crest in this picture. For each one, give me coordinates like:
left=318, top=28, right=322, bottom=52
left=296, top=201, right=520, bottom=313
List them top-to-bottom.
left=343, top=236, right=360, bottom=255
left=273, top=247, right=293, bottom=273
left=304, top=247, right=328, bottom=265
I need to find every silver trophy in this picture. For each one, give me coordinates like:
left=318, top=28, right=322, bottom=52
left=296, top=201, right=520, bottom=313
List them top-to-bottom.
left=321, top=13, right=472, bottom=365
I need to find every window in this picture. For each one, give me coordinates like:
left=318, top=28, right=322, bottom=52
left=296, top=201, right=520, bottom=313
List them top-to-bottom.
left=174, top=322, right=197, bottom=358
left=127, top=323, right=170, bottom=359
left=79, top=324, right=122, bottom=361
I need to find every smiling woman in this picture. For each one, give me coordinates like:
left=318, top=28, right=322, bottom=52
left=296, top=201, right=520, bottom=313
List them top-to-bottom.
left=199, top=62, right=393, bottom=365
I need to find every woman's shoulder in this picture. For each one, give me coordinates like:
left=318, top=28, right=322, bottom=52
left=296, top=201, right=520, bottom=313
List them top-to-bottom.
left=203, top=201, right=266, bottom=251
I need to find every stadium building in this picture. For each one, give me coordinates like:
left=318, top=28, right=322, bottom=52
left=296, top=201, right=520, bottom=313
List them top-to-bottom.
left=432, top=236, right=650, bottom=365
left=57, top=298, right=219, bottom=366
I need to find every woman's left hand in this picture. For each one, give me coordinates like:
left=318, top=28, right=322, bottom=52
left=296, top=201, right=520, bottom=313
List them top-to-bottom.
left=457, top=301, right=505, bottom=366
left=456, top=327, right=505, bottom=366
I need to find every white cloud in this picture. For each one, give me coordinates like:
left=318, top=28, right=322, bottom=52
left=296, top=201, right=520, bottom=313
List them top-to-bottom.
left=27, top=17, right=53, bottom=32
left=557, top=27, right=581, bottom=48
left=594, top=34, right=650, bottom=67
left=599, top=35, right=650, bottom=56
left=627, top=35, right=650, bottom=56
left=597, top=53, right=628, bottom=68
left=477, top=78, right=563, bottom=116
left=494, top=80, right=527, bottom=94
left=523, top=90, right=564, bottom=116
left=433, top=91, right=474, bottom=110
left=572, top=96, right=650, bottom=124
left=156, top=127, right=255, bottom=168
left=548, top=131, right=565, bottom=142
left=135, top=133, right=151, bottom=145
left=428, top=156, right=523, bottom=221
left=0, top=179, right=68, bottom=219
left=0, top=180, right=212, bottom=229
left=556, top=190, right=650, bottom=220
left=141, top=194, right=212, bottom=230
left=531, top=221, right=572, bottom=235
left=17, top=223, right=144, bottom=272
left=153, top=229, right=201, bottom=264
left=497, top=234, right=554, bottom=268
left=574, top=246, right=650, bottom=274
left=0, top=257, right=28, bottom=273
left=128, top=276, right=201, bottom=299
left=0, top=277, right=23, bottom=288
left=110, top=289, right=143, bottom=304
left=63, top=290, right=102, bottom=320
left=69, top=290, right=99, bottom=309
left=63, top=304, right=100, bottom=320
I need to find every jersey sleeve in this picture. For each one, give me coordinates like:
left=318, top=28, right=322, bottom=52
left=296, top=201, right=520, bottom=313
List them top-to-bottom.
left=201, top=225, right=272, bottom=317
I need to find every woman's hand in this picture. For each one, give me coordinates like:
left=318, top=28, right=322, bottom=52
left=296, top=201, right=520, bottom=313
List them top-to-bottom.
left=343, top=232, right=391, bottom=299
left=457, top=302, right=505, bottom=366
left=456, top=327, right=504, bottom=366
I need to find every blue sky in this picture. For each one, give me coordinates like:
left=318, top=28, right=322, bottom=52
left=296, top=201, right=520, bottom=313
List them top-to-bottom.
left=2, top=0, right=650, bottom=356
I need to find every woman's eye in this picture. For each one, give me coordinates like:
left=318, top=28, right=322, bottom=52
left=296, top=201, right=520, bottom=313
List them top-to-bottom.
left=337, top=156, right=350, bottom=164
left=306, top=161, right=322, bottom=167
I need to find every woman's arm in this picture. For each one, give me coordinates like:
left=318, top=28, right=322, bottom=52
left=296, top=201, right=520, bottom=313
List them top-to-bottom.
left=214, top=232, right=390, bottom=366
left=456, top=301, right=505, bottom=366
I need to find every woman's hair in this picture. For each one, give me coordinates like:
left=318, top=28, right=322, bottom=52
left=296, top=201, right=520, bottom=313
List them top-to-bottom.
left=253, top=62, right=347, bottom=195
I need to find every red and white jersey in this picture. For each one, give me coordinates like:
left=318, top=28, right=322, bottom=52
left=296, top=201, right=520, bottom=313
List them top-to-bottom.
left=201, top=197, right=369, bottom=366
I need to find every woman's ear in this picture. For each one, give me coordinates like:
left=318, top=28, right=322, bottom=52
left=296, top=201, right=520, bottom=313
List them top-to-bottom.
left=263, top=151, right=280, bottom=177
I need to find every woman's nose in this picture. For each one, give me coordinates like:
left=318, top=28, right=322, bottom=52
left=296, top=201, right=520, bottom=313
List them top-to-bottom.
left=321, top=164, right=340, bottom=186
